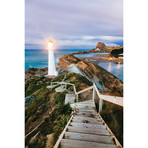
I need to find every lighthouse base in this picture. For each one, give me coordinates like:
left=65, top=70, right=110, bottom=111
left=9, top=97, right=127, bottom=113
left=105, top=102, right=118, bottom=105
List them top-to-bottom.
left=47, top=71, right=58, bottom=77
left=48, top=75, right=56, bottom=77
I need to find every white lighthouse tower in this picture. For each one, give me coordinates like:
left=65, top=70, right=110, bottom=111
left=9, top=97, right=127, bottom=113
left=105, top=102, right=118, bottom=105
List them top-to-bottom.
left=48, top=40, right=58, bottom=77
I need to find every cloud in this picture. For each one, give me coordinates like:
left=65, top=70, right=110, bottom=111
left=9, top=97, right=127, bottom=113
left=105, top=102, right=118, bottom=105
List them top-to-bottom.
left=25, top=0, right=123, bottom=48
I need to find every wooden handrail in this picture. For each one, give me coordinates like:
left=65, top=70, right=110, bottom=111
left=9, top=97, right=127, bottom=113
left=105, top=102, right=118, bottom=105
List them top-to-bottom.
left=53, top=81, right=123, bottom=148
left=50, top=82, right=123, bottom=107
left=93, top=83, right=123, bottom=107
left=76, top=85, right=93, bottom=95
left=54, top=115, right=73, bottom=148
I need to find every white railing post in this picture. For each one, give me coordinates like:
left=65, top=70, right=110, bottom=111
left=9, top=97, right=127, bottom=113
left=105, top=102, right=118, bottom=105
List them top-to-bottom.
left=93, top=83, right=103, bottom=113
left=92, top=84, right=96, bottom=102
left=76, top=94, right=78, bottom=102
left=99, top=98, right=103, bottom=113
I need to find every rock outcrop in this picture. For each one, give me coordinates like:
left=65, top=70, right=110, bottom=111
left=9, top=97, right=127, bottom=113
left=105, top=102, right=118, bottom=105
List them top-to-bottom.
left=72, top=42, right=123, bottom=55
left=96, top=42, right=106, bottom=50
left=56, top=54, right=80, bottom=69
left=57, top=54, right=123, bottom=96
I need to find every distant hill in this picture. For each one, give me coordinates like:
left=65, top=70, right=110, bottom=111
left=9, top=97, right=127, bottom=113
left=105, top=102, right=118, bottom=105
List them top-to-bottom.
left=72, top=42, right=123, bottom=55
left=95, top=42, right=123, bottom=52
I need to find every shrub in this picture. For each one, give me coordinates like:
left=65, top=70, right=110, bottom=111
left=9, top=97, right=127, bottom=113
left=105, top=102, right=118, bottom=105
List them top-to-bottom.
left=51, top=75, right=64, bottom=82
left=54, top=92, right=67, bottom=105
left=53, top=115, right=70, bottom=144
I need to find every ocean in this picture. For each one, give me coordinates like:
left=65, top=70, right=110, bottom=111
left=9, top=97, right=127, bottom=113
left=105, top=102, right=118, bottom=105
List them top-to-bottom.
left=25, top=49, right=123, bottom=81
left=25, top=49, right=90, bottom=70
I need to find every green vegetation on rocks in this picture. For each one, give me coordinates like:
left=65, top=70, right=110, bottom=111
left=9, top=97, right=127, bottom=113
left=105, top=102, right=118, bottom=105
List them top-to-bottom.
left=25, top=72, right=91, bottom=147
left=65, top=73, right=92, bottom=91
left=51, top=74, right=64, bottom=82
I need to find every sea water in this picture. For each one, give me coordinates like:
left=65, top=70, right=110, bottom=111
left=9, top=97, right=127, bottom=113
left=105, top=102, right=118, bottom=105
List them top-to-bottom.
left=25, top=49, right=123, bottom=81
left=25, top=49, right=90, bottom=70
left=98, top=62, right=123, bottom=82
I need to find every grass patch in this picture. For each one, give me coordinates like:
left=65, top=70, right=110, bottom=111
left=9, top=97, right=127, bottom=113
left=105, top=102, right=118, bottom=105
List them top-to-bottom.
left=51, top=75, right=64, bottom=82
left=54, top=91, right=67, bottom=105
left=100, top=101, right=123, bottom=146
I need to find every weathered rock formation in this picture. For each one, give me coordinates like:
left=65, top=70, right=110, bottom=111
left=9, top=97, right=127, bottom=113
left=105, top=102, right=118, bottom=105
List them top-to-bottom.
left=96, top=42, right=106, bottom=50
left=57, top=54, right=123, bottom=96
left=57, top=54, right=80, bottom=68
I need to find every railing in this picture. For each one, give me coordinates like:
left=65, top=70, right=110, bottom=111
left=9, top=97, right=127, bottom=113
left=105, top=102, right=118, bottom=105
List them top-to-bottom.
left=50, top=81, right=123, bottom=112
left=50, top=81, right=78, bottom=101
left=53, top=81, right=123, bottom=148
left=50, top=82, right=77, bottom=94
left=74, top=82, right=123, bottom=148
left=75, top=83, right=123, bottom=112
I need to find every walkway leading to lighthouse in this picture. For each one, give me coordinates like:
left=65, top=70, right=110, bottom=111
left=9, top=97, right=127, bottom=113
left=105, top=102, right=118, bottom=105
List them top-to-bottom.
left=50, top=82, right=123, bottom=148
left=54, top=100, right=122, bottom=148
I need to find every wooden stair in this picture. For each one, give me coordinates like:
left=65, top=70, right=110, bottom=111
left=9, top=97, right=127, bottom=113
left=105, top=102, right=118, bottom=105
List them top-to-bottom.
left=55, top=100, right=119, bottom=148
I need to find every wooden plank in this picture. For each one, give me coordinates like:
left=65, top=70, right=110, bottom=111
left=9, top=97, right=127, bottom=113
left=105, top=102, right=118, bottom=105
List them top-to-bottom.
left=76, top=85, right=93, bottom=95
left=100, top=94, right=123, bottom=107
left=75, top=101, right=94, bottom=104
left=75, top=104, right=95, bottom=108
left=75, top=106, right=94, bottom=109
left=77, top=108, right=95, bottom=111
left=77, top=108, right=96, bottom=111
left=77, top=110, right=96, bottom=113
left=77, top=111, right=96, bottom=114
left=75, top=112, right=99, bottom=118
left=73, top=115, right=100, bottom=120
left=73, top=116, right=100, bottom=121
left=72, top=118, right=101, bottom=124
left=71, top=120, right=103, bottom=125
left=69, top=122, right=106, bottom=129
left=67, top=126, right=110, bottom=136
left=64, top=132, right=114, bottom=144
left=60, top=139, right=117, bottom=148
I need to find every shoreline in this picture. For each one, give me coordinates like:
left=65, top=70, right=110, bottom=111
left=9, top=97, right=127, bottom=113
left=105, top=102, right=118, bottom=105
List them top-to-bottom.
left=77, top=53, right=123, bottom=64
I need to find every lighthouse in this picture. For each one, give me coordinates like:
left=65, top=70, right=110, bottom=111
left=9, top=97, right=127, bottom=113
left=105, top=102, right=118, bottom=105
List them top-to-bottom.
left=48, top=40, right=58, bottom=77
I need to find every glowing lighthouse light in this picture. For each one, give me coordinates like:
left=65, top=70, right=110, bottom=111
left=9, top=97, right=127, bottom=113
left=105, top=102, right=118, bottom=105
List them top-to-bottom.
left=48, top=40, right=58, bottom=77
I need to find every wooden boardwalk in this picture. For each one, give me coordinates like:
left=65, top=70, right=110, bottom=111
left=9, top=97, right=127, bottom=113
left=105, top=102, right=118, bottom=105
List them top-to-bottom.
left=54, top=100, right=121, bottom=148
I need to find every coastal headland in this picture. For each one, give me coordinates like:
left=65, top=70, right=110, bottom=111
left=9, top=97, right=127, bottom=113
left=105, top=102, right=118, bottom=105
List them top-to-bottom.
left=72, top=42, right=123, bottom=63
left=72, top=42, right=123, bottom=55
left=25, top=43, right=123, bottom=147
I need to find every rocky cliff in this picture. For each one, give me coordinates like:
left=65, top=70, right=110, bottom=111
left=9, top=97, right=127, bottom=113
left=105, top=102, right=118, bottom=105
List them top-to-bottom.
left=57, top=54, right=123, bottom=96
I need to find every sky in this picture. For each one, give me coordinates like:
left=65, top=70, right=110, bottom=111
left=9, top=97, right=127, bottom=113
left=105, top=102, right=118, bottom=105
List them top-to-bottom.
left=25, top=0, right=123, bottom=49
